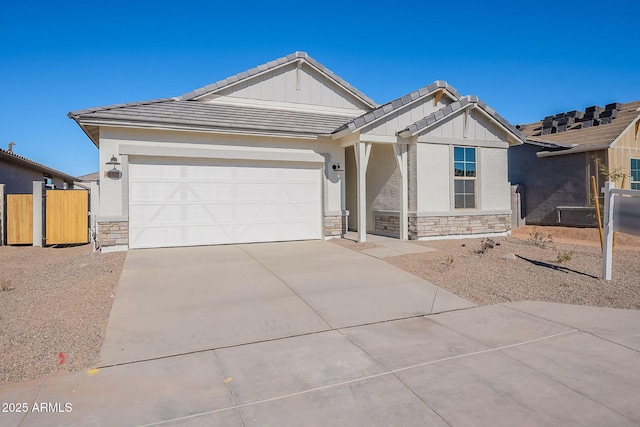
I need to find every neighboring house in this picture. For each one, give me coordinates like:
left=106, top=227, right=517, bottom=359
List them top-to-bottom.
left=68, top=52, right=524, bottom=252
left=510, top=101, right=640, bottom=226
left=0, top=146, right=77, bottom=194
left=77, top=171, right=100, bottom=184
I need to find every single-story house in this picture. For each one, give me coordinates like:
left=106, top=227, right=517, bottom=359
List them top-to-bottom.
left=69, top=52, right=524, bottom=251
left=510, top=100, right=640, bottom=226
left=0, top=145, right=77, bottom=193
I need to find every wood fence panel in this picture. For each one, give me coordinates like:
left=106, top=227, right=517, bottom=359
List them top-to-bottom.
left=45, top=190, right=89, bottom=245
left=6, top=194, right=33, bottom=245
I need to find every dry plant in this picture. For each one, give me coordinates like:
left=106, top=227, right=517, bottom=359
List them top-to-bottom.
left=528, top=229, right=554, bottom=248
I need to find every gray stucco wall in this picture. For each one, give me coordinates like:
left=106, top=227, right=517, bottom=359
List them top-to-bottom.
left=508, top=145, right=593, bottom=226
left=0, top=159, right=71, bottom=194
left=0, top=160, right=46, bottom=193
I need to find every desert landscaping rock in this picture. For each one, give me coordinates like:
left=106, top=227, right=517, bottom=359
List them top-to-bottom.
left=2, top=225, right=638, bottom=385
left=335, top=227, right=640, bottom=310
left=0, top=245, right=125, bottom=384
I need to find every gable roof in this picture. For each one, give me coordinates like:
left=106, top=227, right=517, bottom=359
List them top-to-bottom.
left=181, top=51, right=378, bottom=108
left=68, top=52, right=376, bottom=145
left=332, top=81, right=462, bottom=136
left=397, top=95, right=525, bottom=145
left=518, top=100, right=640, bottom=156
left=69, top=101, right=354, bottom=139
left=0, top=148, right=78, bottom=182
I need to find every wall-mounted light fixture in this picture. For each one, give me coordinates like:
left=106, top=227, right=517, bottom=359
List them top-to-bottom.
left=105, top=154, right=122, bottom=179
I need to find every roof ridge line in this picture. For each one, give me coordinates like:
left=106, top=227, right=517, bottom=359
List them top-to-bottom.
left=179, top=52, right=377, bottom=107
left=332, top=80, right=462, bottom=134
left=399, top=94, right=524, bottom=143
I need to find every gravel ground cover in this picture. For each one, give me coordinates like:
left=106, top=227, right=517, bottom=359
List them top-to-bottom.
left=333, top=226, right=640, bottom=309
left=2, top=227, right=638, bottom=385
left=0, top=245, right=125, bottom=384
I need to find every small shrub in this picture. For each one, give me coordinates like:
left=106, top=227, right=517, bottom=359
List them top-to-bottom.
left=528, top=230, right=553, bottom=248
left=475, top=238, right=496, bottom=254
left=555, top=249, right=574, bottom=264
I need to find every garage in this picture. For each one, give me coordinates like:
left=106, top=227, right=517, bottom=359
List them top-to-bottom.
left=128, top=158, right=323, bottom=249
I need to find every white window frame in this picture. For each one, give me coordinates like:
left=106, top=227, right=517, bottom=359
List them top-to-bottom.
left=453, top=146, right=477, bottom=209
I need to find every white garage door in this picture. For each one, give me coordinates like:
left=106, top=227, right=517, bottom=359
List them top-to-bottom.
left=129, top=158, right=322, bottom=249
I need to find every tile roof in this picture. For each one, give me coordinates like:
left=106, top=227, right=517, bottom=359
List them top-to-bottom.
left=180, top=51, right=378, bottom=108
left=333, top=81, right=462, bottom=134
left=398, top=95, right=525, bottom=143
left=518, top=100, right=640, bottom=153
left=70, top=101, right=355, bottom=137
left=0, top=148, right=78, bottom=182
left=78, top=172, right=100, bottom=181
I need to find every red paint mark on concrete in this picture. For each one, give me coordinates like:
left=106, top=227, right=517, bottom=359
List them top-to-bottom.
left=58, top=352, right=65, bottom=365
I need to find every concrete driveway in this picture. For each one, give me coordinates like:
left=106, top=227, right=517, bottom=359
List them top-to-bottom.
left=2, top=240, right=640, bottom=426
left=98, top=240, right=474, bottom=366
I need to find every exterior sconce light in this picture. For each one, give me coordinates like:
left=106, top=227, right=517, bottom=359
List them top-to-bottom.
left=105, top=155, right=122, bottom=179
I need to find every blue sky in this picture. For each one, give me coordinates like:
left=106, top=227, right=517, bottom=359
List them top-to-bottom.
left=1, top=0, right=639, bottom=177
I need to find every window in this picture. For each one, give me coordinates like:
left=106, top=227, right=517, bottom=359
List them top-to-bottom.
left=454, top=147, right=476, bottom=209
left=632, top=158, right=640, bottom=190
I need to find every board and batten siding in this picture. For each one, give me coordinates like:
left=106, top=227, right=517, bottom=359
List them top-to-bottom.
left=203, top=62, right=369, bottom=111
left=364, top=98, right=453, bottom=137
left=419, top=109, right=503, bottom=142
left=609, top=120, right=640, bottom=189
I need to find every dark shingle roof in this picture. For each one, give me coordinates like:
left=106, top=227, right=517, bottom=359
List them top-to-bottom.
left=181, top=51, right=378, bottom=108
left=332, top=81, right=462, bottom=134
left=399, top=95, right=525, bottom=143
left=518, top=100, right=640, bottom=153
left=70, top=101, right=355, bottom=137
left=0, top=148, right=78, bottom=182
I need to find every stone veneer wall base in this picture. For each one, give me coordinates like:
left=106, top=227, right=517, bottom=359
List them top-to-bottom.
left=408, top=213, right=511, bottom=239
left=324, top=214, right=347, bottom=237
left=98, top=221, right=129, bottom=248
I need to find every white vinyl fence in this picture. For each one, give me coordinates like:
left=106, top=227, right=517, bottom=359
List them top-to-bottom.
left=602, top=182, right=640, bottom=280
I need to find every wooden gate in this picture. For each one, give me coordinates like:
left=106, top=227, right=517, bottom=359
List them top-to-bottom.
left=45, top=190, right=89, bottom=245
left=6, top=194, right=33, bottom=244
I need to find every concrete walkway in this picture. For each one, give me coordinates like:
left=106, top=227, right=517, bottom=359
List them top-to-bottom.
left=343, top=231, right=437, bottom=258
left=1, top=241, right=640, bottom=426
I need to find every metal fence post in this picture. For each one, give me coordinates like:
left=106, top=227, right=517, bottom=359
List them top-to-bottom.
left=602, top=182, right=615, bottom=280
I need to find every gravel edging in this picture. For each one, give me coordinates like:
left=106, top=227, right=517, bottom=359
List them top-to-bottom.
left=343, top=235, right=640, bottom=309
left=0, top=245, right=126, bottom=384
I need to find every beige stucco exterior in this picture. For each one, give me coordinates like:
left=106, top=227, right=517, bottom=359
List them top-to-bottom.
left=72, top=53, right=520, bottom=249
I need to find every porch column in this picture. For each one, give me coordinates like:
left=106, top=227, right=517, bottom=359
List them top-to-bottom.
left=354, top=141, right=371, bottom=243
left=393, top=144, right=408, bottom=240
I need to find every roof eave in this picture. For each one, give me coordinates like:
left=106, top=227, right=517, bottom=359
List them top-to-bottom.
left=334, top=82, right=461, bottom=137
left=400, top=101, right=525, bottom=145
left=74, top=120, right=324, bottom=140
left=536, top=143, right=612, bottom=158
left=0, top=150, right=79, bottom=182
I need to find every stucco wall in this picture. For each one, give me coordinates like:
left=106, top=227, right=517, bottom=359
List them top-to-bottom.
left=98, top=126, right=345, bottom=222
left=415, top=143, right=451, bottom=211
left=366, top=144, right=400, bottom=233
left=508, top=144, right=591, bottom=225
left=479, top=147, right=510, bottom=210
left=0, top=159, right=70, bottom=194
left=0, top=160, right=45, bottom=193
